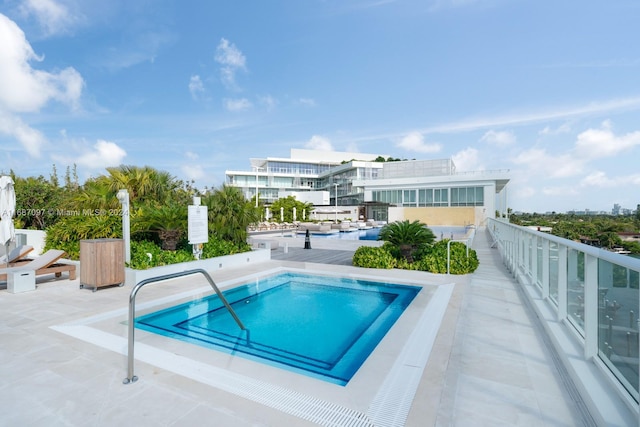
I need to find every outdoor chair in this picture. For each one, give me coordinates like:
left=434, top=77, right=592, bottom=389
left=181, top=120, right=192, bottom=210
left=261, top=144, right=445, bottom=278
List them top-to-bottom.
left=0, top=245, right=34, bottom=266
left=0, top=249, right=76, bottom=282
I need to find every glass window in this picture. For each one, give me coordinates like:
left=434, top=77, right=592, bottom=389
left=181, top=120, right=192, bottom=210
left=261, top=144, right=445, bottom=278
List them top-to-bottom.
left=476, top=187, right=484, bottom=205
left=450, top=188, right=458, bottom=205
left=403, top=190, right=416, bottom=206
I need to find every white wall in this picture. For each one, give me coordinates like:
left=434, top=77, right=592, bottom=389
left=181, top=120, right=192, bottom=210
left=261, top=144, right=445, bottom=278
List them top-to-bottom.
left=2, top=229, right=47, bottom=256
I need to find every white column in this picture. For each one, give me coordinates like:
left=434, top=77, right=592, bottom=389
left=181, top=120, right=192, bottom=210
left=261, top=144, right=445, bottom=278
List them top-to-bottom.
left=117, top=189, right=130, bottom=264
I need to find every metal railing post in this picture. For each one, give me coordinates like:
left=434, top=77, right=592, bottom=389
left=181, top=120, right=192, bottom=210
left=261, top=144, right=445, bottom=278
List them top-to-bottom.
left=123, top=268, right=245, bottom=384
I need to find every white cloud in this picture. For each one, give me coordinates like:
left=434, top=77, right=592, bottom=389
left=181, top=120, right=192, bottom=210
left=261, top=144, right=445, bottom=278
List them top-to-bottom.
left=20, top=0, right=79, bottom=37
left=0, top=13, right=84, bottom=158
left=0, top=14, right=84, bottom=113
left=215, top=38, right=246, bottom=90
left=215, top=38, right=246, bottom=68
left=188, top=75, right=204, bottom=100
left=258, top=95, right=278, bottom=111
left=415, top=97, right=640, bottom=136
left=224, top=98, right=252, bottom=112
left=298, top=98, right=316, bottom=107
left=0, top=111, right=46, bottom=157
left=539, top=121, right=572, bottom=135
left=574, top=121, right=640, bottom=159
left=480, top=130, right=516, bottom=147
left=396, top=132, right=442, bottom=153
left=305, top=135, right=334, bottom=151
left=75, top=140, right=127, bottom=169
left=452, top=147, right=481, bottom=171
left=511, top=148, right=584, bottom=178
left=185, top=151, right=199, bottom=161
left=181, top=164, right=205, bottom=181
left=580, top=170, right=640, bottom=188
left=542, top=186, right=579, bottom=197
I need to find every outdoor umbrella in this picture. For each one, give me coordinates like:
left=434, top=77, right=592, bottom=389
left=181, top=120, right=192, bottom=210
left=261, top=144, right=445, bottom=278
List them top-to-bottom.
left=0, top=176, right=16, bottom=264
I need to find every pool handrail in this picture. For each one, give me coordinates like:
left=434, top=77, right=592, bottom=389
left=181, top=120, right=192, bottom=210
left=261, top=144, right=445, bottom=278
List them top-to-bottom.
left=123, top=268, right=246, bottom=385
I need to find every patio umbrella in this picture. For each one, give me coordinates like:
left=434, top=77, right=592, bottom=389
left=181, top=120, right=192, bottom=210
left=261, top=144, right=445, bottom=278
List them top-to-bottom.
left=0, top=176, right=16, bottom=264
left=265, top=207, right=270, bottom=221
left=280, top=207, right=284, bottom=222
left=293, top=207, right=297, bottom=222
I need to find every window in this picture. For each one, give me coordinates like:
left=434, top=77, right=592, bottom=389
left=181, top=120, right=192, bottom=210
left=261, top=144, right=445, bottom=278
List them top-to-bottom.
left=451, top=186, right=484, bottom=206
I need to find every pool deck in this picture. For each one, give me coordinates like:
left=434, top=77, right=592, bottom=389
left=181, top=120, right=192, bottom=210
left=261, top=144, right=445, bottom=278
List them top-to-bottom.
left=0, top=229, right=593, bottom=426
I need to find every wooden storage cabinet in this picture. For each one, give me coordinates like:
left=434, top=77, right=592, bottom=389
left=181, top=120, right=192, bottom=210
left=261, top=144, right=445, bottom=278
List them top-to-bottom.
left=80, top=239, right=125, bottom=291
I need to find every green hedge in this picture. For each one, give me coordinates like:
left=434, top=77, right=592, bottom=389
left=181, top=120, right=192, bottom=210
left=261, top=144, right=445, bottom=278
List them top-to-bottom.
left=129, top=236, right=252, bottom=270
left=353, top=240, right=479, bottom=275
left=352, top=246, right=397, bottom=269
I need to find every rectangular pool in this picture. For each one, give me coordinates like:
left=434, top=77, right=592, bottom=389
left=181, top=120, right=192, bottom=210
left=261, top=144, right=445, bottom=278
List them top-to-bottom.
left=135, top=272, right=420, bottom=385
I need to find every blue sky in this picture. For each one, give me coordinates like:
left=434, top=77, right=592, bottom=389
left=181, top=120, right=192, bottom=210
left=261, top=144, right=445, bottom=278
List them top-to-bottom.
left=1, top=0, right=639, bottom=214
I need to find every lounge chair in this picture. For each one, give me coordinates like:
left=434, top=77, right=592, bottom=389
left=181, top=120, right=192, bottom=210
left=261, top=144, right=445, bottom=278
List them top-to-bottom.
left=0, top=245, right=34, bottom=266
left=0, top=249, right=76, bottom=282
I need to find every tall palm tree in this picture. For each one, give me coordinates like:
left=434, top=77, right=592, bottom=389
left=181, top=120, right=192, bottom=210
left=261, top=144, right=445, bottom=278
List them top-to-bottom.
left=106, top=165, right=179, bottom=204
left=203, top=185, right=260, bottom=245
left=378, top=220, right=436, bottom=263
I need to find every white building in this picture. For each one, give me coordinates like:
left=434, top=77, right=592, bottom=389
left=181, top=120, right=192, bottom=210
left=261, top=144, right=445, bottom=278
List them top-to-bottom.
left=225, top=149, right=510, bottom=226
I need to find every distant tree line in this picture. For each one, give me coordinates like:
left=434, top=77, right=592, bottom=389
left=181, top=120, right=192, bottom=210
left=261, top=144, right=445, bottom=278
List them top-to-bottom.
left=509, top=212, right=640, bottom=254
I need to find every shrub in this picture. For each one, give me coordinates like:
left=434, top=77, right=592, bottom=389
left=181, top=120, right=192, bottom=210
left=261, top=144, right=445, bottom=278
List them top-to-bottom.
left=44, top=213, right=122, bottom=260
left=378, top=220, right=436, bottom=263
left=128, top=235, right=252, bottom=270
left=201, top=236, right=251, bottom=258
left=129, top=240, right=194, bottom=269
left=352, top=240, right=479, bottom=275
left=419, top=240, right=479, bottom=274
left=352, top=246, right=397, bottom=269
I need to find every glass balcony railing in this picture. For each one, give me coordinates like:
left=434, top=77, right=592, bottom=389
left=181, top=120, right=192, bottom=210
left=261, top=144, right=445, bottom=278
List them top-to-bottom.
left=488, top=219, right=640, bottom=410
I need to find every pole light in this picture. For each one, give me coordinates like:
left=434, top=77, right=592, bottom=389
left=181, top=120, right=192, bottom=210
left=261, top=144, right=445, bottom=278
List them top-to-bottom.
left=255, top=167, right=259, bottom=208
left=334, top=183, right=338, bottom=223
left=117, top=189, right=130, bottom=264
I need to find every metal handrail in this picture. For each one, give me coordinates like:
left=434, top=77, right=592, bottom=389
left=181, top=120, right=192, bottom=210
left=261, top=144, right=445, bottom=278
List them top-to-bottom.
left=123, top=268, right=246, bottom=384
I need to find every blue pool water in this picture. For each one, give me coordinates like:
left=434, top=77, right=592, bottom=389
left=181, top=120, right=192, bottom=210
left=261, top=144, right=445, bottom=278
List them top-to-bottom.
left=308, top=226, right=469, bottom=240
left=135, top=272, right=420, bottom=385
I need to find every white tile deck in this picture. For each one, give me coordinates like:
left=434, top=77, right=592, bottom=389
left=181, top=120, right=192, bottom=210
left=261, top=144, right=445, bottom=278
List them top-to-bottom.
left=0, top=229, right=591, bottom=426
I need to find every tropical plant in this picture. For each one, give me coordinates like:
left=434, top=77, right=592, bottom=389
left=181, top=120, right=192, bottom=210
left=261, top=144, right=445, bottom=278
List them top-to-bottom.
left=105, top=165, right=180, bottom=204
left=13, top=175, right=66, bottom=229
left=203, top=185, right=260, bottom=245
left=269, top=196, right=314, bottom=223
left=134, top=202, right=187, bottom=250
left=44, top=213, right=122, bottom=259
left=378, top=220, right=436, bottom=263
left=129, top=240, right=194, bottom=269
left=418, top=240, right=479, bottom=274
left=352, top=246, right=397, bottom=269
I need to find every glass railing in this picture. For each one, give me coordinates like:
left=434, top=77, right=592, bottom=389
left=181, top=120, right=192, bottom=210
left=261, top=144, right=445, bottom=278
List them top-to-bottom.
left=488, top=219, right=640, bottom=405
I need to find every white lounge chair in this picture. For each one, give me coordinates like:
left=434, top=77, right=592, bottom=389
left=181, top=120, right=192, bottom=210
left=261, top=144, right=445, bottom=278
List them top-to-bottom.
left=0, top=245, right=34, bottom=266
left=0, top=249, right=76, bottom=282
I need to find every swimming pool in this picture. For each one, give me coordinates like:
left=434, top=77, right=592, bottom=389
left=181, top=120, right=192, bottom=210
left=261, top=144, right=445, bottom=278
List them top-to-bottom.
left=305, top=225, right=470, bottom=240
left=135, top=272, right=420, bottom=385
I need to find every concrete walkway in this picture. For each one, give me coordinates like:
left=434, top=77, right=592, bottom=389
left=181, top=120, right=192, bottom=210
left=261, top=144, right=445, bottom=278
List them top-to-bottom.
left=415, top=229, right=594, bottom=426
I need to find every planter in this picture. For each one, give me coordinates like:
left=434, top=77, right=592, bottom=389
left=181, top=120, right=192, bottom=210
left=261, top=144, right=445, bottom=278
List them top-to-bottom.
left=125, top=248, right=271, bottom=286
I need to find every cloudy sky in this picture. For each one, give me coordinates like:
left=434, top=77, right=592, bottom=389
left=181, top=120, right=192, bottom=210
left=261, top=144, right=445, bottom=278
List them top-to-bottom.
left=0, top=0, right=639, bottom=213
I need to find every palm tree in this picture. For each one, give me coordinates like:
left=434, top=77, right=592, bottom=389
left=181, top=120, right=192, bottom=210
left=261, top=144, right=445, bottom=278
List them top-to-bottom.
left=106, top=165, right=179, bottom=204
left=203, top=185, right=260, bottom=245
left=134, top=202, right=187, bottom=250
left=378, top=220, right=436, bottom=263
